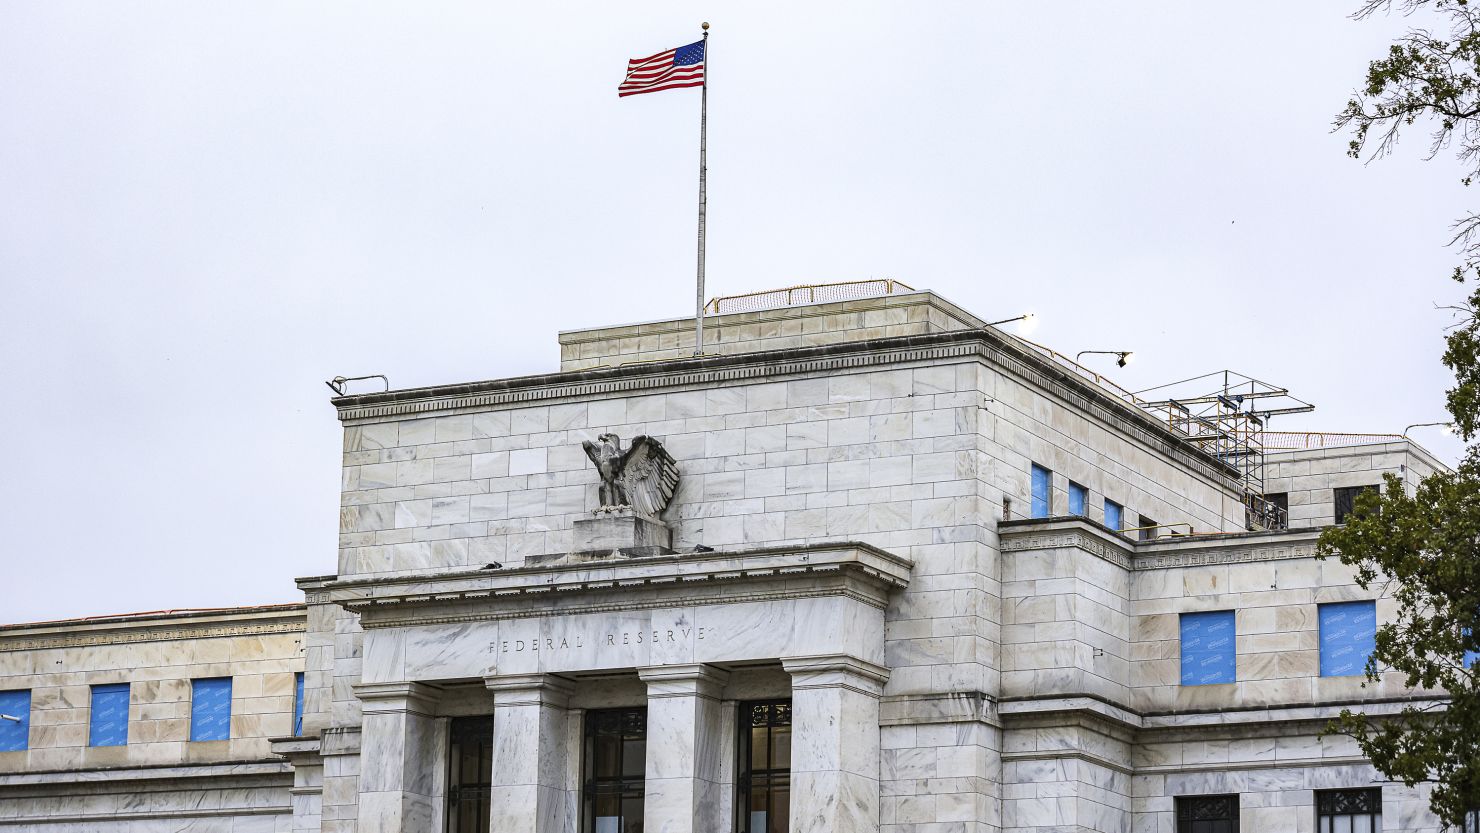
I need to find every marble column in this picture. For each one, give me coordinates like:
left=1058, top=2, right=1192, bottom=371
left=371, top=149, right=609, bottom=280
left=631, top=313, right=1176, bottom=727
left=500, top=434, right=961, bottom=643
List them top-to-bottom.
left=781, top=655, right=889, bottom=833
left=636, top=664, right=731, bottom=833
left=485, top=673, right=575, bottom=833
left=352, top=682, right=444, bottom=833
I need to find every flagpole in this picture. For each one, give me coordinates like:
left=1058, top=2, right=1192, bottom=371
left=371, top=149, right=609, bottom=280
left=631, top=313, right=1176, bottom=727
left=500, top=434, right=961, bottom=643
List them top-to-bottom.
left=694, top=22, right=709, bottom=357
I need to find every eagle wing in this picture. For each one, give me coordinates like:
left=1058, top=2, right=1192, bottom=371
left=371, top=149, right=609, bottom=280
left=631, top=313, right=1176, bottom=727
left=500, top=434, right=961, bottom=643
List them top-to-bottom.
left=615, top=435, right=680, bottom=518
left=582, top=439, right=602, bottom=466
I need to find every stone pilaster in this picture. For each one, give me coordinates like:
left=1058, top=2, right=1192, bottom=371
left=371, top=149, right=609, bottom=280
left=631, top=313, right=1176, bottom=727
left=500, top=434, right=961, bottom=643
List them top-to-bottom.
left=782, top=655, right=889, bottom=833
left=636, top=664, right=731, bottom=833
left=484, top=673, right=574, bottom=833
left=352, top=682, right=444, bottom=833
left=270, top=737, right=326, bottom=833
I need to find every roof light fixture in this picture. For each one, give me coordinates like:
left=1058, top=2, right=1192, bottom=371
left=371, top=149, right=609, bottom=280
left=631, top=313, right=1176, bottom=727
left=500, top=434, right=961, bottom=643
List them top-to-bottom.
left=986, top=312, right=1037, bottom=336
left=1076, top=350, right=1134, bottom=368
left=1403, top=421, right=1455, bottom=438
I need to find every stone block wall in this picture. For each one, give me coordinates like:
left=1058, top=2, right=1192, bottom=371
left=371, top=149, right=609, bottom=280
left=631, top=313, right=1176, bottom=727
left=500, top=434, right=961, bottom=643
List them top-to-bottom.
left=556, top=290, right=985, bottom=371
left=323, top=317, right=1254, bottom=833
left=333, top=362, right=1242, bottom=710
left=1265, top=441, right=1443, bottom=528
left=997, top=518, right=1449, bottom=833
left=1131, top=529, right=1444, bottom=716
left=1001, top=531, right=1132, bottom=706
left=0, top=606, right=304, bottom=831
left=0, top=606, right=305, bottom=773
left=880, top=712, right=1001, bottom=831
left=1000, top=715, right=1132, bottom=833
left=1132, top=752, right=1434, bottom=833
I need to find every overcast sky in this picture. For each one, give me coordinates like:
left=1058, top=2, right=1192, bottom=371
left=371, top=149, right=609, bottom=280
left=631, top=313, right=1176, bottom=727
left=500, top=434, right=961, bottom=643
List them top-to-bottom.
left=1, top=2, right=1470, bottom=622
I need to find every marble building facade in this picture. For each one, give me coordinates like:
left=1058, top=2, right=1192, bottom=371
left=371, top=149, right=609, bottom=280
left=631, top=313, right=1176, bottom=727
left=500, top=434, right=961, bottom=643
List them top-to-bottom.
left=0, top=289, right=1459, bottom=832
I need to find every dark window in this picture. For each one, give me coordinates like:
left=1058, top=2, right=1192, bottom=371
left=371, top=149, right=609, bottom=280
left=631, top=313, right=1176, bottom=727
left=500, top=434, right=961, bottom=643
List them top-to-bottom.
left=1334, top=485, right=1378, bottom=525
left=1260, top=492, right=1289, bottom=530
left=1105, top=500, right=1123, bottom=532
left=1139, top=516, right=1159, bottom=541
left=738, top=700, right=791, bottom=833
left=584, top=707, right=646, bottom=833
left=446, top=716, right=493, bottom=833
left=1316, top=788, right=1382, bottom=833
left=1176, top=794, right=1239, bottom=833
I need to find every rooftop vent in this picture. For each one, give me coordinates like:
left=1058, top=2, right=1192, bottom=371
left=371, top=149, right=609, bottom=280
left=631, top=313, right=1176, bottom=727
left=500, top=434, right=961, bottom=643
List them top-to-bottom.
left=705, top=279, right=915, bottom=316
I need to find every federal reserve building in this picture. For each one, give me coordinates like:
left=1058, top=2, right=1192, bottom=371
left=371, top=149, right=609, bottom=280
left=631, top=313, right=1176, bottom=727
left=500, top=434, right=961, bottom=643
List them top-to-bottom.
left=0, top=283, right=1461, bottom=832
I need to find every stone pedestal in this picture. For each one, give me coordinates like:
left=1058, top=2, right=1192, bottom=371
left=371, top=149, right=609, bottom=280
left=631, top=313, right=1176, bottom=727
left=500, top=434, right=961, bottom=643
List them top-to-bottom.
left=571, top=508, right=672, bottom=556
left=782, top=655, right=889, bottom=833
left=637, top=664, right=731, bottom=833
left=484, top=673, right=574, bottom=833
left=352, top=682, right=445, bottom=833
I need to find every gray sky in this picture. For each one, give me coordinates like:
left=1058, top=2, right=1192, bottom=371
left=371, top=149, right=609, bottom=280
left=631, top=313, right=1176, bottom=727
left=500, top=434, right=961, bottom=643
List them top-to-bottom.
left=1, top=2, right=1470, bottom=622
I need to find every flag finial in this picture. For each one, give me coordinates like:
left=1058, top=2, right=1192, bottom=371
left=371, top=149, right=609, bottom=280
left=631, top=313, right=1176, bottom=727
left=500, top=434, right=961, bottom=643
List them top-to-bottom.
left=702, top=21, right=709, bottom=30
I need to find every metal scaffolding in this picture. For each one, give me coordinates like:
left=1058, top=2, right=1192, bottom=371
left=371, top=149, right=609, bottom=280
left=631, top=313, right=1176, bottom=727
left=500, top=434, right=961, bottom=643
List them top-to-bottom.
left=1133, top=371, right=1314, bottom=530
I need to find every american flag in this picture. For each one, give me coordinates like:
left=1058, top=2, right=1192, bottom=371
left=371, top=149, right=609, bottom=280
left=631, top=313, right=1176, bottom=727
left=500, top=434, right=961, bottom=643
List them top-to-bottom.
left=618, top=39, right=705, bottom=97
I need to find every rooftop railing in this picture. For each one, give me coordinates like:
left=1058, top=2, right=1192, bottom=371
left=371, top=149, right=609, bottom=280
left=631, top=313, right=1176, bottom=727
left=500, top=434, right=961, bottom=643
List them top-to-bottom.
left=705, top=279, right=915, bottom=315
left=1258, top=431, right=1405, bottom=450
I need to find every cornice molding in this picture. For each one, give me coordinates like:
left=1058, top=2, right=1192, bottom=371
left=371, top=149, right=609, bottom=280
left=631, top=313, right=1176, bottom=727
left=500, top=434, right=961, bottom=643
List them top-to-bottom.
left=329, top=328, right=1244, bottom=488
left=334, top=338, right=981, bottom=421
left=998, top=520, right=1323, bottom=572
left=1000, top=530, right=1133, bottom=569
left=328, top=542, right=913, bottom=629
left=1134, top=542, right=1318, bottom=570
left=352, top=582, right=890, bottom=629
left=0, top=618, right=305, bottom=654
left=782, top=654, right=891, bottom=686
left=484, top=673, right=575, bottom=707
left=353, top=681, right=444, bottom=716
left=992, top=693, right=1446, bottom=735
left=318, top=726, right=361, bottom=757
left=999, top=748, right=1135, bottom=776
left=0, top=760, right=289, bottom=788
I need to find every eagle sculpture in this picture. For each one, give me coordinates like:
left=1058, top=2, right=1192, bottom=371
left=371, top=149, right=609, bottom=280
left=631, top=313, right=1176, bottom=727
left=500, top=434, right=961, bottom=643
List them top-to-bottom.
left=580, top=433, right=680, bottom=518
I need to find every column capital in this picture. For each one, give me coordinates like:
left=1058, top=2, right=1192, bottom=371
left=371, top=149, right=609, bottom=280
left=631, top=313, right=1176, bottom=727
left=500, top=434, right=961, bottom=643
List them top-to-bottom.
left=782, top=654, right=889, bottom=696
left=636, top=663, right=730, bottom=699
left=483, top=673, right=574, bottom=707
left=351, top=681, right=442, bottom=716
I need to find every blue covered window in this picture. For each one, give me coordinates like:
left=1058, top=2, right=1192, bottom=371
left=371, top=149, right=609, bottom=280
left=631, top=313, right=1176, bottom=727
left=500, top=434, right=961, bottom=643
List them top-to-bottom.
left=1030, top=464, right=1051, bottom=518
left=1068, top=481, right=1087, bottom=516
left=1104, top=499, right=1123, bottom=532
left=1319, top=601, right=1378, bottom=677
left=1180, top=611, right=1237, bottom=685
left=293, top=673, right=304, bottom=736
left=190, top=678, right=232, bottom=742
left=89, top=684, right=130, bottom=747
left=0, top=690, right=30, bottom=752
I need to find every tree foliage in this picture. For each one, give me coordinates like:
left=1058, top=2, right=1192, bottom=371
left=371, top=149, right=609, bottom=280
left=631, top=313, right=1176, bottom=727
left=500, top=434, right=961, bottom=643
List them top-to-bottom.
left=1327, top=2, right=1480, bottom=825
left=1318, top=472, right=1480, bottom=827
